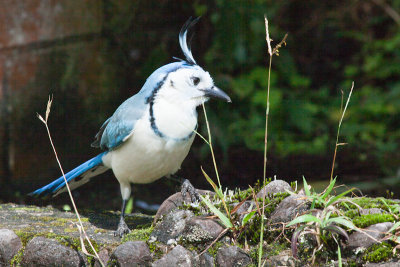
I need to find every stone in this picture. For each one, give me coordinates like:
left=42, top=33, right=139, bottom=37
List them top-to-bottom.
left=256, top=180, right=293, bottom=198
left=154, top=190, right=214, bottom=223
left=270, top=190, right=309, bottom=223
left=232, top=201, right=256, bottom=223
left=360, top=208, right=384, bottom=215
left=151, top=210, right=194, bottom=244
left=181, top=217, right=225, bottom=243
left=348, top=222, right=394, bottom=249
left=0, top=229, right=22, bottom=265
left=21, top=236, right=88, bottom=266
left=109, top=241, right=152, bottom=267
left=152, top=245, right=198, bottom=267
left=215, top=246, right=252, bottom=267
left=94, top=248, right=111, bottom=267
left=263, top=249, right=298, bottom=267
left=199, top=252, right=214, bottom=267
left=365, top=261, right=400, bottom=267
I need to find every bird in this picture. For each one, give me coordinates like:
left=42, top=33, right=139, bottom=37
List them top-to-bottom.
left=29, top=17, right=231, bottom=237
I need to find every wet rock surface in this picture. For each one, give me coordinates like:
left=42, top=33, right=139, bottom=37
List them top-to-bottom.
left=256, top=179, right=293, bottom=198
left=1, top=180, right=400, bottom=266
left=270, top=190, right=309, bottom=223
left=150, top=209, right=195, bottom=244
left=348, top=222, right=394, bottom=249
left=0, top=229, right=22, bottom=265
left=21, top=236, right=88, bottom=266
left=109, top=241, right=152, bottom=266
left=152, top=245, right=198, bottom=267
left=216, top=245, right=252, bottom=267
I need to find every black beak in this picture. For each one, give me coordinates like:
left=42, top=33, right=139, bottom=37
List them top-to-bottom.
left=202, top=86, right=231, bottom=103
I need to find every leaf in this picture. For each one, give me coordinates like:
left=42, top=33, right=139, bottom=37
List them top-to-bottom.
left=201, top=167, right=224, bottom=199
left=303, top=176, right=311, bottom=197
left=321, top=177, right=336, bottom=200
left=326, top=188, right=355, bottom=207
left=200, top=195, right=233, bottom=228
left=242, top=210, right=257, bottom=226
left=287, top=214, right=321, bottom=227
left=327, top=217, right=356, bottom=230
left=388, top=221, right=400, bottom=233
left=291, top=225, right=307, bottom=258
left=324, top=225, right=349, bottom=241
left=338, top=245, right=342, bottom=267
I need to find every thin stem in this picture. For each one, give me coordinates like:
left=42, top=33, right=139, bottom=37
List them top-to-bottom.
left=263, top=56, right=272, bottom=181
left=330, top=82, right=354, bottom=182
left=38, top=98, right=103, bottom=266
left=202, top=102, right=222, bottom=189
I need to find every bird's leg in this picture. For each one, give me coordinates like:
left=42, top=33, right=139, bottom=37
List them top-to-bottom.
left=170, top=175, right=200, bottom=202
left=114, top=183, right=132, bottom=237
left=114, top=198, right=131, bottom=237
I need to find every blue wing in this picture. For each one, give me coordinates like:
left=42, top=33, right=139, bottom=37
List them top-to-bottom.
left=92, top=62, right=187, bottom=151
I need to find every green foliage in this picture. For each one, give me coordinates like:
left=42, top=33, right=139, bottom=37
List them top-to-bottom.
left=199, top=0, right=400, bottom=174
left=352, top=214, right=396, bottom=228
left=363, top=243, right=394, bottom=263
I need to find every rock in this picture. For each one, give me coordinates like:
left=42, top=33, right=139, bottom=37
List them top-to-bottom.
left=256, top=180, right=293, bottom=198
left=154, top=190, right=214, bottom=223
left=270, top=190, right=309, bottom=223
left=232, top=201, right=256, bottom=222
left=360, top=208, right=384, bottom=215
left=151, top=210, right=194, bottom=244
left=181, top=217, right=225, bottom=243
left=348, top=222, right=394, bottom=249
left=0, top=229, right=22, bottom=265
left=21, top=236, right=88, bottom=266
left=109, top=241, right=152, bottom=267
left=152, top=245, right=198, bottom=267
left=215, top=246, right=252, bottom=267
left=94, top=248, right=111, bottom=267
left=263, top=249, right=298, bottom=267
left=199, top=252, right=214, bottom=267
left=365, top=261, right=400, bottom=267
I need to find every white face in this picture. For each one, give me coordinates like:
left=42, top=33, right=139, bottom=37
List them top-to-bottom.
left=160, top=66, right=215, bottom=106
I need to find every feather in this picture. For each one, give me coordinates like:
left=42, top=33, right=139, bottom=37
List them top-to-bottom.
left=179, top=17, right=200, bottom=65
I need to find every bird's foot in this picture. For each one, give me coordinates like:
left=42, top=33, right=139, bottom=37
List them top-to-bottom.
left=181, top=179, right=200, bottom=203
left=114, top=218, right=130, bottom=237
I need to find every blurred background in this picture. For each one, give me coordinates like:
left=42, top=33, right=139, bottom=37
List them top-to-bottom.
left=0, top=0, right=399, bottom=212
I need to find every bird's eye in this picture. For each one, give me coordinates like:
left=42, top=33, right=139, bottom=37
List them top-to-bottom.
left=191, top=77, right=200, bottom=86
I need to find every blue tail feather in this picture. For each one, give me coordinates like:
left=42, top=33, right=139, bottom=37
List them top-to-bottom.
left=30, top=152, right=107, bottom=197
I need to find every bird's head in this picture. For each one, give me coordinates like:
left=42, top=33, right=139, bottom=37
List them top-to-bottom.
left=149, top=18, right=231, bottom=108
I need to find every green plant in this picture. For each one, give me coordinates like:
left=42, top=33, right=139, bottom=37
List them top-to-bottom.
left=287, top=177, right=356, bottom=263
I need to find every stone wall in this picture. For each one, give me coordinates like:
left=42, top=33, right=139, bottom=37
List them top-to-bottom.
left=0, top=1, right=110, bottom=186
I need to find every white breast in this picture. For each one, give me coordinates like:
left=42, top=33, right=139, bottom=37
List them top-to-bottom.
left=102, top=108, right=196, bottom=185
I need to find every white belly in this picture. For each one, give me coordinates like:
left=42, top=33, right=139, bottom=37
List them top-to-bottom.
left=102, top=117, right=195, bottom=185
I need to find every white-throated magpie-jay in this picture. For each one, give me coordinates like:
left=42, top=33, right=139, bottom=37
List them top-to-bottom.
left=30, top=17, right=231, bottom=237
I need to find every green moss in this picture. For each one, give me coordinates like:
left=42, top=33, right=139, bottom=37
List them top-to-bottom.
left=344, top=197, right=399, bottom=212
left=343, top=209, right=359, bottom=219
left=352, top=214, right=396, bottom=228
left=121, top=226, right=153, bottom=242
left=63, top=227, right=78, bottom=233
left=94, top=228, right=107, bottom=234
left=14, top=230, right=100, bottom=259
left=147, top=241, right=164, bottom=260
left=207, top=241, right=225, bottom=257
left=363, top=243, right=394, bottom=263
left=10, top=248, right=23, bottom=266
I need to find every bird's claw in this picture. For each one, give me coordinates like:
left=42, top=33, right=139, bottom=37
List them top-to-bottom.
left=181, top=179, right=200, bottom=203
left=114, top=218, right=130, bottom=237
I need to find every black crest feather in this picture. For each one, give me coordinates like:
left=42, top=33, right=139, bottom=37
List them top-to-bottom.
left=178, top=17, right=200, bottom=65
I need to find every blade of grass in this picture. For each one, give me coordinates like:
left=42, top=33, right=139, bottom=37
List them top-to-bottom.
left=330, top=82, right=354, bottom=182
left=38, top=96, right=104, bottom=266
left=199, top=195, right=233, bottom=228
